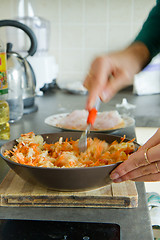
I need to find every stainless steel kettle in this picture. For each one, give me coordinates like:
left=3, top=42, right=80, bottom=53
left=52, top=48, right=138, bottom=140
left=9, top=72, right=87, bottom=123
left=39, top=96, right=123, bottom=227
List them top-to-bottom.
left=0, top=19, right=37, bottom=108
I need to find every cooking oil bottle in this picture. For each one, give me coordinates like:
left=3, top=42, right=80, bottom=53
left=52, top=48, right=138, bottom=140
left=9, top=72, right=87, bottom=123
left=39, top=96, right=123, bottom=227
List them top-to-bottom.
left=0, top=39, right=10, bottom=140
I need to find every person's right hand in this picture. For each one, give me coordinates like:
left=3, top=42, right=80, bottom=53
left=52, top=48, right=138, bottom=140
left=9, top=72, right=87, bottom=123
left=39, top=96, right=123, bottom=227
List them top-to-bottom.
left=83, top=42, right=150, bottom=110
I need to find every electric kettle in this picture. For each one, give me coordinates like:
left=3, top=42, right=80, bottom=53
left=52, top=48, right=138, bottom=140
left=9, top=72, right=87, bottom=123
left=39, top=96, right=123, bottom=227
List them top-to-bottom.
left=0, top=19, right=37, bottom=108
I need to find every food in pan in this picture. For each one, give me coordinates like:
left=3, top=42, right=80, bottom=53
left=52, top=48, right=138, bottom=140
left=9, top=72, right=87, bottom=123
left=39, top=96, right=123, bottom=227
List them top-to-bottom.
left=56, top=110, right=125, bottom=130
left=4, top=132, right=136, bottom=168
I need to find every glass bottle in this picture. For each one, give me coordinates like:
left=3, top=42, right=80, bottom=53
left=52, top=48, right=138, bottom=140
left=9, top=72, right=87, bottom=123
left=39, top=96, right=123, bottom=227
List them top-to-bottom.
left=0, top=39, right=10, bottom=140
left=6, top=50, right=24, bottom=123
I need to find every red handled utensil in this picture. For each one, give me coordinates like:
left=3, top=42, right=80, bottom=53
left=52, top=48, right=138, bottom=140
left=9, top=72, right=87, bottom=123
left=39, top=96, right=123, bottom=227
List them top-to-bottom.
left=78, top=97, right=101, bottom=152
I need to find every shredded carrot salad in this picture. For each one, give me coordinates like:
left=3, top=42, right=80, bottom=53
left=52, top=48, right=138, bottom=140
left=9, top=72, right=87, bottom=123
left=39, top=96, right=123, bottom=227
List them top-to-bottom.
left=4, top=132, right=136, bottom=168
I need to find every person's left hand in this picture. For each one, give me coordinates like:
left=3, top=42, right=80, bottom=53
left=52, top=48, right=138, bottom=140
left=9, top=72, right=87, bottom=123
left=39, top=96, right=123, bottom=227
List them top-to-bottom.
left=110, top=128, right=160, bottom=182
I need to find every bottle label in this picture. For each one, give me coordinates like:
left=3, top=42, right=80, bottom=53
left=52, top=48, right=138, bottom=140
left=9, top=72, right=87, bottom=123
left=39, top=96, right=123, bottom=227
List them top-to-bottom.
left=0, top=52, right=8, bottom=95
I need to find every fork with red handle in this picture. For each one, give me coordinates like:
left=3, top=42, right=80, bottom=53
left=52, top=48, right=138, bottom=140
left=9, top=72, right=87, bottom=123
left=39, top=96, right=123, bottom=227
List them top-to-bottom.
left=78, top=97, right=101, bottom=152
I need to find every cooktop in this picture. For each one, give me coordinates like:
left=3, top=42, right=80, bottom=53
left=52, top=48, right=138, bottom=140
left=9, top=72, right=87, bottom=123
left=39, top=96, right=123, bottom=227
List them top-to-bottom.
left=0, top=220, right=120, bottom=240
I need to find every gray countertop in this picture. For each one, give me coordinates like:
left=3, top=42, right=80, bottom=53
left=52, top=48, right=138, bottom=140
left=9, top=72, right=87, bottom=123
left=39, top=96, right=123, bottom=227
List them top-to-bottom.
left=34, top=87, right=160, bottom=128
left=0, top=89, right=155, bottom=239
left=109, top=89, right=160, bottom=128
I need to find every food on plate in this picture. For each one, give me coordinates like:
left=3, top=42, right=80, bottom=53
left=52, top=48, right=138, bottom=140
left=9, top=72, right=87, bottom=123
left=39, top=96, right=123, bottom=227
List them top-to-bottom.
left=56, top=110, right=125, bottom=130
left=57, top=110, right=88, bottom=130
left=93, top=111, right=125, bottom=130
left=4, top=132, right=136, bottom=168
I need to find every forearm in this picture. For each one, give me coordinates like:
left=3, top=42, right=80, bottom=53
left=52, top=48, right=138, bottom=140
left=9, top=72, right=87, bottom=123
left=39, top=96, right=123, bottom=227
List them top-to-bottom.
left=121, top=42, right=150, bottom=74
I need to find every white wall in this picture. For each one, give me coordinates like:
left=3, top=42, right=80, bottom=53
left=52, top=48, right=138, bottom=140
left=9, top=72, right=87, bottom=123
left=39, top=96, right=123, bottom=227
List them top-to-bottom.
left=0, top=0, right=155, bottom=84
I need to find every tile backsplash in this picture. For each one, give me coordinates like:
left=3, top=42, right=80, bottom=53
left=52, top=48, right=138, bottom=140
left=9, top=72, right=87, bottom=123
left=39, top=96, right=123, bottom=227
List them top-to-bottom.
left=0, top=0, right=155, bottom=84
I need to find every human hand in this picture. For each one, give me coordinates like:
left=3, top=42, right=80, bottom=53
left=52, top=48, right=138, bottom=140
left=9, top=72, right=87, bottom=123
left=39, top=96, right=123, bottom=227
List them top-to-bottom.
left=84, top=42, right=150, bottom=110
left=110, top=128, right=160, bottom=182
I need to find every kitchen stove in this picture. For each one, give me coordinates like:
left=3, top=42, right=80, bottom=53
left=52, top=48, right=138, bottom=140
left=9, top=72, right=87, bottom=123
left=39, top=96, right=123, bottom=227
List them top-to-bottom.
left=0, top=220, right=120, bottom=240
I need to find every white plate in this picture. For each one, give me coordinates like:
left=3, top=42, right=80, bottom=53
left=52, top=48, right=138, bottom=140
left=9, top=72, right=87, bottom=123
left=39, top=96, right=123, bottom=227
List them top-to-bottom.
left=45, top=113, right=135, bottom=133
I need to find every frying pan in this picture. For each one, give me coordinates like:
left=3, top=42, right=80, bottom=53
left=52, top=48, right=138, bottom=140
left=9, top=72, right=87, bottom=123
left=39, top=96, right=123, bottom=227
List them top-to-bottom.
left=0, top=132, right=139, bottom=191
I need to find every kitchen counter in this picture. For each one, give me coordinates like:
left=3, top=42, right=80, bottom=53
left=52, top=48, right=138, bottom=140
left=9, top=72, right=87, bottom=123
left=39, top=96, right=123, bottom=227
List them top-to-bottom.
left=30, top=86, right=160, bottom=128
left=110, top=88, right=160, bottom=128
left=0, top=89, right=155, bottom=239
